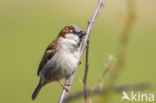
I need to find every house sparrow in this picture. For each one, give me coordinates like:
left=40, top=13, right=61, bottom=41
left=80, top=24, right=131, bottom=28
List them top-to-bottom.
left=32, top=24, right=86, bottom=100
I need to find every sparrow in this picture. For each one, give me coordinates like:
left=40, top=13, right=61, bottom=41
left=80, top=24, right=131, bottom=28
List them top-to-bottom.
left=32, top=24, right=86, bottom=100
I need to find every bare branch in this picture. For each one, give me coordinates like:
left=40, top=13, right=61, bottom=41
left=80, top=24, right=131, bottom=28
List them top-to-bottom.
left=58, top=0, right=105, bottom=103
left=105, top=0, right=137, bottom=93
left=83, top=40, right=90, bottom=103
left=91, top=55, right=115, bottom=91
left=66, top=82, right=151, bottom=102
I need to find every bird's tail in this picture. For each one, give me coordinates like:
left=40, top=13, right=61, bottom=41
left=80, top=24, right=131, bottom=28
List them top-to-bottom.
left=32, top=82, right=42, bottom=100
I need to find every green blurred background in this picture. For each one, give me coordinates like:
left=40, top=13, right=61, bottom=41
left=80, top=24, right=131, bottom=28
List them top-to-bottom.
left=0, top=0, right=156, bottom=103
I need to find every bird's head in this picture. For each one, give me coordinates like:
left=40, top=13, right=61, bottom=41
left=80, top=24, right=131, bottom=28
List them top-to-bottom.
left=58, top=24, right=86, bottom=43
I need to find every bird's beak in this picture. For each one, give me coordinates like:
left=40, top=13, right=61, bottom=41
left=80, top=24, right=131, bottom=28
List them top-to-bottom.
left=79, top=31, right=86, bottom=37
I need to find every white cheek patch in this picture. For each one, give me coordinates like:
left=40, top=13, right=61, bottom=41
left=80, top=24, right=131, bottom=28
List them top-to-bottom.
left=65, top=33, right=79, bottom=42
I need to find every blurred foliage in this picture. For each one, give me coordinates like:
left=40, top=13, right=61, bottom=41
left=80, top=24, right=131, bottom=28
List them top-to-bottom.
left=0, top=0, right=156, bottom=103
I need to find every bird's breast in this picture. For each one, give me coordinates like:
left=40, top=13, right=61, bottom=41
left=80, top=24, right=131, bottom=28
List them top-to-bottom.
left=44, top=49, right=80, bottom=80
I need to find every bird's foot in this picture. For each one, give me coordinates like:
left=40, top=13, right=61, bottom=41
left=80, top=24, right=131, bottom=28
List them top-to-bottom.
left=57, top=80, right=69, bottom=92
left=61, top=84, right=69, bottom=92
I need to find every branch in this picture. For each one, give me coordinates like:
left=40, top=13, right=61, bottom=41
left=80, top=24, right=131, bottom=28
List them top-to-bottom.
left=58, top=0, right=105, bottom=103
left=99, top=0, right=137, bottom=101
left=104, top=0, right=137, bottom=90
left=113, top=0, right=137, bottom=73
left=83, top=40, right=89, bottom=103
left=91, top=55, right=115, bottom=91
left=66, top=82, right=151, bottom=102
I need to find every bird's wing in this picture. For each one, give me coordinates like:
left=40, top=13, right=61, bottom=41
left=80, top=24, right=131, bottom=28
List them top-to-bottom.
left=37, top=40, right=57, bottom=76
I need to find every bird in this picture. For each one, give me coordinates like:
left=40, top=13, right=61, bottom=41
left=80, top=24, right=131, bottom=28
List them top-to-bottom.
left=32, top=24, right=86, bottom=100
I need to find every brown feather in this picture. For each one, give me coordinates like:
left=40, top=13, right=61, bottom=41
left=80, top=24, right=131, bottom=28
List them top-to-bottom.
left=37, top=25, right=75, bottom=76
left=59, top=25, right=75, bottom=38
left=37, top=41, right=57, bottom=76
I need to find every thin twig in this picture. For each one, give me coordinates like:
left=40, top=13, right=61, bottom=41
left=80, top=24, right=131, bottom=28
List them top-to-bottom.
left=58, top=0, right=105, bottom=103
left=83, top=40, right=89, bottom=103
left=91, top=55, right=115, bottom=91
left=66, top=82, right=151, bottom=102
